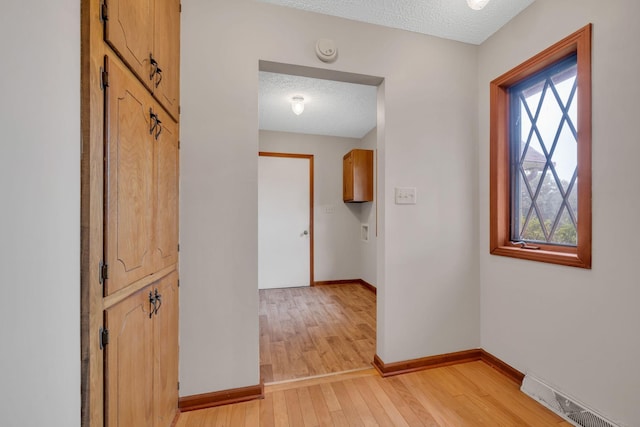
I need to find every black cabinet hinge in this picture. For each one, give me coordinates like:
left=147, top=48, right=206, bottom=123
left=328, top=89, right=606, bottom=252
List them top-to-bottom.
left=100, top=0, right=108, bottom=21
left=179, top=3, right=182, bottom=13
left=100, top=67, right=109, bottom=90
left=99, top=261, right=109, bottom=284
left=177, top=279, right=180, bottom=288
left=100, top=327, right=109, bottom=350
left=177, top=381, right=180, bottom=390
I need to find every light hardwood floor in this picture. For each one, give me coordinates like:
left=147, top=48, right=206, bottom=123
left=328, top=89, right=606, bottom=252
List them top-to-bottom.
left=259, top=284, right=376, bottom=383
left=176, top=361, right=570, bottom=426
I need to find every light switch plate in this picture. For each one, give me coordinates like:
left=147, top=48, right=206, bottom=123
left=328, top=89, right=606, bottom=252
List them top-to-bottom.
left=395, top=187, right=417, bottom=205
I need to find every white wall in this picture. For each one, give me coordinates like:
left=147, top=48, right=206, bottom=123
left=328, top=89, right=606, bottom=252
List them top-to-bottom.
left=181, top=0, right=479, bottom=396
left=0, top=1, right=80, bottom=426
left=478, top=1, right=640, bottom=425
left=358, top=128, right=378, bottom=286
left=260, top=131, right=363, bottom=282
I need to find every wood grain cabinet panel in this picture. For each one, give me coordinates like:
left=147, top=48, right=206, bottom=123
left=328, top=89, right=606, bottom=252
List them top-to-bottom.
left=104, top=0, right=154, bottom=92
left=104, top=0, right=180, bottom=120
left=153, top=0, right=181, bottom=120
left=105, top=56, right=180, bottom=295
left=105, top=57, right=156, bottom=295
left=154, top=115, right=179, bottom=271
left=343, top=149, right=373, bottom=203
left=104, top=272, right=179, bottom=427
left=154, top=276, right=179, bottom=426
left=104, top=284, right=155, bottom=427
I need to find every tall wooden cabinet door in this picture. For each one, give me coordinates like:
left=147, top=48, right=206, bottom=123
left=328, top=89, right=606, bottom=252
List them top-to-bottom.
left=104, top=0, right=154, bottom=91
left=153, top=0, right=181, bottom=120
left=105, top=57, right=156, bottom=295
left=154, top=112, right=179, bottom=271
left=154, top=273, right=179, bottom=426
left=104, top=288, right=155, bottom=427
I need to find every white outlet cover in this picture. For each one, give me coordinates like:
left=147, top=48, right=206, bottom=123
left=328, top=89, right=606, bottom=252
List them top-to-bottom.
left=361, top=224, right=369, bottom=242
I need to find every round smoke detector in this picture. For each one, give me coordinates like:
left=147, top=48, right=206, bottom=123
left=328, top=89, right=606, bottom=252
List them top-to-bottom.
left=315, top=39, right=338, bottom=63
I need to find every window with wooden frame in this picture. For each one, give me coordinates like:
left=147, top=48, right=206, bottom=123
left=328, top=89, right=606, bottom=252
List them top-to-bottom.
left=490, top=24, right=592, bottom=268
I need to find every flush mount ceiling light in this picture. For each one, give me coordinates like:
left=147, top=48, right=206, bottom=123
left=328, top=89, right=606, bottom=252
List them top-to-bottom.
left=467, top=0, right=490, bottom=10
left=291, top=96, right=305, bottom=115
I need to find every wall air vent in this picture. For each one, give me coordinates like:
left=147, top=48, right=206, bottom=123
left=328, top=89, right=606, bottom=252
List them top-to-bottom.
left=521, top=375, right=620, bottom=427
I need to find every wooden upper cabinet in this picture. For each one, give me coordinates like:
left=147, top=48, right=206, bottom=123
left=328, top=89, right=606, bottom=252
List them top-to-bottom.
left=104, top=0, right=180, bottom=120
left=104, top=0, right=154, bottom=92
left=153, top=0, right=181, bottom=120
left=104, top=57, right=156, bottom=295
left=154, top=113, right=179, bottom=271
left=343, top=149, right=374, bottom=203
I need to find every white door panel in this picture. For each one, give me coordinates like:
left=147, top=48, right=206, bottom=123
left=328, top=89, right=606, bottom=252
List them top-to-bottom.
left=258, top=155, right=311, bottom=289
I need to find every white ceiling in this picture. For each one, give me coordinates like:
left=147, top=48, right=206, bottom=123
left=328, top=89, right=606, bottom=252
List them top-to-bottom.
left=258, top=0, right=535, bottom=139
left=258, top=0, right=535, bottom=45
left=259, top=72, right=378, bottom=139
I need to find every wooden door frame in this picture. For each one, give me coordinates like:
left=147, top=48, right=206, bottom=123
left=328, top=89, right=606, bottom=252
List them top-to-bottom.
left=258, top=152, right=315, bottom=286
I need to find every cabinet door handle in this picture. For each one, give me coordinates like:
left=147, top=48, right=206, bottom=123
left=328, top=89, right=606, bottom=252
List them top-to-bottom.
left=150, top=55, right=158, bottom=81
left=154, top=67, right=163, bottom=88
left=149, top=109, right=158, bottom=136
left=150, top=109, right=163, bottom=140
left=155, top=118, right=163, bottom=141
left=153, top=289, right=163, bottom=315
left=149, top=291, right=156, bottom=318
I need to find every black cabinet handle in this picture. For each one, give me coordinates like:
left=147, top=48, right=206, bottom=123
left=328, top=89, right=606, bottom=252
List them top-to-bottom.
left=150, top=55, right=158, bottom=81
left=155, top=67, right=163, bottom=88
left=149, top=109, right=162, bottom=140
left=149, top=109, right=158, bottom=136
left=155, top=118, right=163, bottom=140
left=148, top=289, right=163, bottom=318
left=153, top=289, right=162, bottom=315
left=148, top=291, right=155, bottom=318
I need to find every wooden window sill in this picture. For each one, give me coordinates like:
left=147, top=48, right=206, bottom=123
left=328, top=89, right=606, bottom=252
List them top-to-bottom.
left=490, top=245, right=590, bottom=269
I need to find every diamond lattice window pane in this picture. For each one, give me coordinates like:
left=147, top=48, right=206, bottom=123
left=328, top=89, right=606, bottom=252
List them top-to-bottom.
left=510, top=54, right=578, bottom=246
left=551, top=68, right=576, bottom=107
left=535, top=86, right=563, bottom=155
left=569, top=91, right=578, bottom=128
left=520, top=108, right=532, bottom=158
left=551, top=122, right=577, bottom=190
left=521, top=134, right=546, bottom=192
left=536, top=170, right=564, bottom=228
left=517, top=172, right=533, bottom=236
left=568, top=181, right=578, bottom=221
left=550, top=207, right=577, bottom=245
left=522, top=211, right=546, bottom=242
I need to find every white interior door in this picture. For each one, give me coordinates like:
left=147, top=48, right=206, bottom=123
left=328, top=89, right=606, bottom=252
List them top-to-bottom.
left=258, top=154, right=312, bottom=289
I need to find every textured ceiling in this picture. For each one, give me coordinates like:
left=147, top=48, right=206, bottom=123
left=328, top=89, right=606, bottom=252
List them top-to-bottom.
left=257, top=0, right=535, bottom=45
left=258, top=0, right=536, bottom=139
left=259, top=72, right=377, bottom=139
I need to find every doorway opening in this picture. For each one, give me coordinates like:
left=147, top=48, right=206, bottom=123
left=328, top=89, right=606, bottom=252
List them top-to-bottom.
left=257, top=61, right=383, bottom=384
